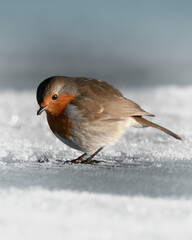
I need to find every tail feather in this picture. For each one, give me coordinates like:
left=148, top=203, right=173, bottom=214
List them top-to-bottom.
left=133, top=116, right=182, bottom=140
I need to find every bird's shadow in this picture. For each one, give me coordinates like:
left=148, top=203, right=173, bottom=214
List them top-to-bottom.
left=37, top=155, right=153, bottom=169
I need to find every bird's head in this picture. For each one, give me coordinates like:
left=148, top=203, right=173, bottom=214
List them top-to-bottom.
left=36, top=76, right=76, bottom=116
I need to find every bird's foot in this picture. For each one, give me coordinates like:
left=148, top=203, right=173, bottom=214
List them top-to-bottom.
left=65, top=148, right=104, bottom=164
left=64, top=153, right=87, bottom=164
left=65, top=158, right=105, bottom=165
left=81, top=159, right=105, bottom=164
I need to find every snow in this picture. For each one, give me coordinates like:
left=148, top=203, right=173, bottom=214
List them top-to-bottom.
left=0, top=86, right=192, bottom=240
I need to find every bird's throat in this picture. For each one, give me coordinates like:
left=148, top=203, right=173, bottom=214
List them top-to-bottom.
left=45, top=94, right=75, bottom=116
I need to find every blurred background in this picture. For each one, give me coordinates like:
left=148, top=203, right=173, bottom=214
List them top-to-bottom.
left=1, top=0, right=192, bottom=89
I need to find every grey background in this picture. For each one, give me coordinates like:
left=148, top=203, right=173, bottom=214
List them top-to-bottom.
left=1, top=0, right=192, bottom=89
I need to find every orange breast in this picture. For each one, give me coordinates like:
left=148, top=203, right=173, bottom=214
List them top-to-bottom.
left=43, top=94, right=75, bottom=116
left=46, top=111, right=74, bottom=139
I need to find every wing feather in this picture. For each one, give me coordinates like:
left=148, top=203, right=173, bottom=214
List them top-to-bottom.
left=71, top=78, right=154, bottom=121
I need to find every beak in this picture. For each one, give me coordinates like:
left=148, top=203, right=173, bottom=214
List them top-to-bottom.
left=37, top=105, right=48, bottom=115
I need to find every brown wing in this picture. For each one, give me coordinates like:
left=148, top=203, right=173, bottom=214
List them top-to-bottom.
left=71, top=78, right=154, bottom=121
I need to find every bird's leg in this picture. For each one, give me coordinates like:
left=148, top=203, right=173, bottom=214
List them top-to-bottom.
left=65, top=148, right=103, bottom=164
left=82, top=148, right=103, bottom=164
left=66, top=152, right=87, bottom=164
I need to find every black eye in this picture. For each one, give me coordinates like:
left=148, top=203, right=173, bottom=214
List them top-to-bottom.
left=52, top=94, right=58, bottom=100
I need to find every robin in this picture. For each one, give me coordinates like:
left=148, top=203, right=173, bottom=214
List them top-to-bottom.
left=36, top=76, right=182, bottom=164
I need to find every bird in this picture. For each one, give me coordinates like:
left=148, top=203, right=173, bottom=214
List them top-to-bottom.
left=36, top=76, right=182, bottom=164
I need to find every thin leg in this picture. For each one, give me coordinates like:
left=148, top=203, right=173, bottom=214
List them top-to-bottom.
left=65, top=148, right=103, bottom=164
left=82, top=148, right=103, bottom=164
left=65, top=152, right=87, bottom=164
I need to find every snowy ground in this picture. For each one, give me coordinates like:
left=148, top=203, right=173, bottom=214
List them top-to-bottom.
left=0, top=85, right=192, bottom=240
